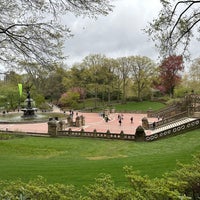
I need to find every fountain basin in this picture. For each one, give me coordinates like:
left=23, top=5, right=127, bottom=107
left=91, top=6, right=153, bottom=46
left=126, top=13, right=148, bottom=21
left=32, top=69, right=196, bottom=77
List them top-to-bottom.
left=21, top=108, right=38, bottom=118
left=0, top=112, right=66, bottom=124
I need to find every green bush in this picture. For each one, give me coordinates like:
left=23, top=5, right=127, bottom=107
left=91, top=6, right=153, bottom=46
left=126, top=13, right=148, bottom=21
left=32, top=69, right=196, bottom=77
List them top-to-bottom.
left=0, top=133, right=16, bottom=140
left=1, top=155, right=200, bottom=199
left=0, top=176, right=81, bottom=200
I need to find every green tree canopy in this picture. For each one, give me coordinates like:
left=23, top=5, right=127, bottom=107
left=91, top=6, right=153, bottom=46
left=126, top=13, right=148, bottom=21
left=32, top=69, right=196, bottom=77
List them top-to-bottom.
left=158, top=55, right=184, bottom=97
left=128, top=56, right=157, bottom=101
left=116, top=57, right=132, bottom=103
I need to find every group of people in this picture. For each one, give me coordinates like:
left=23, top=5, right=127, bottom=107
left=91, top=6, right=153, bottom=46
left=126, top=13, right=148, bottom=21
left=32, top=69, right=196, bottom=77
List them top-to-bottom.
left=66, top=110, right=79, bottom=118
left=102, top=112, right=134, bottom=126
left=117, top=114, right=134, bottom=126
left=118, top=114, right=123, bottom=126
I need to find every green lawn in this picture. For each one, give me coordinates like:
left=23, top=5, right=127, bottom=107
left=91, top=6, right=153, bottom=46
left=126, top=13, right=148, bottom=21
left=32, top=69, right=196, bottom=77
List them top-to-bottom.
left=79, top=100, right=166, bottom=112
left=113, top=101, right=165, bottom=112
left=0, top=129, right=200, bottom=188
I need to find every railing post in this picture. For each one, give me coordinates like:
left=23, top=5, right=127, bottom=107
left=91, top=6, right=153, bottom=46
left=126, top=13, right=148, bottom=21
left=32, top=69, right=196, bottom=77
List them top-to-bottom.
left=147, top=109, right=153, bottom=118
left=48, top=118, right=59, bottom=137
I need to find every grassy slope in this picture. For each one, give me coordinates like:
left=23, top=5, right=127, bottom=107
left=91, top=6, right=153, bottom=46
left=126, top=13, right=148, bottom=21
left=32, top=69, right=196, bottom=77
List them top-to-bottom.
left=81, top=100, right=166, bottom=112
left=114, top=101, right=165, bottom=112
left=0, top=129, right=200, bottom=188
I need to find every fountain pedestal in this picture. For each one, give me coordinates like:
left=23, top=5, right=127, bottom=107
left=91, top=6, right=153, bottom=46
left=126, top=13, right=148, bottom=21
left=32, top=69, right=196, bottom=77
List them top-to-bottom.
left=21, top=90, right=37, bottom=118
left=21, top=107, right=37, bottom=118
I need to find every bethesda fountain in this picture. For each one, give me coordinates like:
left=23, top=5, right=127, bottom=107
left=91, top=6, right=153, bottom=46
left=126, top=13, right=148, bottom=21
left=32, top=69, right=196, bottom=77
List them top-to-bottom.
left=0, top=84, right=65, bottom=123
left=21, top=86, right=37, bottom=118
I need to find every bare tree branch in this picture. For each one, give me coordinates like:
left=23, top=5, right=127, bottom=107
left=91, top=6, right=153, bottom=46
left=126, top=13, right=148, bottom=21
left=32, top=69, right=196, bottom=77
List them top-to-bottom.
left=0, top=0, right=113, bottom=69
left=145, top=0, right=200, bottom=59
left=169, top=1, right=195, bottom=39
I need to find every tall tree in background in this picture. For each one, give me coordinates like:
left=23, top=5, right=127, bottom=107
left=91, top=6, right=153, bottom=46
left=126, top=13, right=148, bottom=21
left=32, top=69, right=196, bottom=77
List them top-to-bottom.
left=0, top=0, right=112, bottom=70
left=145, top=0, right=200, bottom=58
left=82, top=54, right=107, bottom=107
left=159, top=55, right=184, bottom=97
left=129, top=56, right=157, bottom=101
left=64, top=57, right=119, bottom=105
left=116, top=57, right=131, bottom=104
left=187, top=57, right=200, bottom=93
left=189, top=57, right=200, bottom=83
left=102, top=58, right=119, bottom=104
left=18, top=61, right=57, bottom=91
left=63, top=63, right=89, bottom=107
left=43, top=67, right=67, bottom=101
left=4, top=71, right=22, bottom=85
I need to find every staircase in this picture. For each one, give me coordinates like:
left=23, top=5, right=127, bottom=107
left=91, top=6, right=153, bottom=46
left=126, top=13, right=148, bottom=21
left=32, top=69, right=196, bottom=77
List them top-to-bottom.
left=144, top=94, right=200, bottom=141
left=145, top=117, right=200, bottom=141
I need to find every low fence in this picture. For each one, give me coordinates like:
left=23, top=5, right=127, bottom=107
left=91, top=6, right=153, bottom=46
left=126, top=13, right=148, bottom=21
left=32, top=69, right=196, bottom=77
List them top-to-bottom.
left=147, top=104, right=179, bottom=118
left=155, top=111, right=188, bottom=128
left=48, top=117, right=200, bottom=142
left=0, top=118, right=199, bottom=142
left=145, top=118, right=200, bottom=142
left=58, top=129, right=135, bottom=141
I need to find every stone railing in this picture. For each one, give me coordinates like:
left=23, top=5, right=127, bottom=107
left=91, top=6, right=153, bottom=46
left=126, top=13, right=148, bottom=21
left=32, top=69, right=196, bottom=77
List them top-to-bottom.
left=147, top=104, right=179, bottom=118
left=194, top=105, right=200, bottom=112
left=154, top=111, right=188, bottom=128
left=47, top=116, right=200, bottom=142
left=1, top=117, right=198, bottom=143
left=145, top=118, right=200, bottom=142
left=58, top=129, right=135, bottom=141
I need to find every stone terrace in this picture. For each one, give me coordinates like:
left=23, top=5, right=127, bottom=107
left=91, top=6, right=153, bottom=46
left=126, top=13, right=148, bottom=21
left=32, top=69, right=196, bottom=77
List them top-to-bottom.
left=0, top=112, right=158, bottom=135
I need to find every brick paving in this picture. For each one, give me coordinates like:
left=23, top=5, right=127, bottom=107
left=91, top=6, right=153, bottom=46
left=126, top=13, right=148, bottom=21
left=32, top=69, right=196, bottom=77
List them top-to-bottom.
left=0, top=112, right=158, bottom=136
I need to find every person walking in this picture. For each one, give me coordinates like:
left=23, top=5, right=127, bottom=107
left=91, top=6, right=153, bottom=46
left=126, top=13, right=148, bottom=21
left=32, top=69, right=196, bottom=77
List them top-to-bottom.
left=105, top=115, right=109, bottom=122
left=130, top=117, right=133, bottom=124
left=119, top=119, right=122, bottom=126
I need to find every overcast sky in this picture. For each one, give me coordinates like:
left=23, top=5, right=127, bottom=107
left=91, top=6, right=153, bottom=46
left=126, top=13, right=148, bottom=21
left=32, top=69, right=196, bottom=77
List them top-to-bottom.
left=63, top=0, right=163, bottom=66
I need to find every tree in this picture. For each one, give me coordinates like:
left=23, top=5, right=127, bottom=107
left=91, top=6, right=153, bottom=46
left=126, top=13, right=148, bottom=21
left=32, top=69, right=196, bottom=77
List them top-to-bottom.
left=0, top=0, right=113, bottom=69
left=145, top=0, right=200, bottom=59
left=82, top=54, right=109, bottom=107
left=158, top=55, right=184, bottom=97
left=64, top=56, right=118, bottom=105
left=128, top=56, right=157, bottom=101
left=116, top=57, right=132, bottom=103
left=185, top=57, right=200, bottom=93
left=189, top=57, right=200, bottom=83
left=102, top=58, right=119, bottom=104
left=18, top=61, right=57, bottom=91
left=64, top=63, right=89, bottom=90
left=43, top=67, right=67, bottom=101
left=4, top=71, right=22, bottom=85
left=173, top=73, right=190, bottom=98
left=0, top=83, right=20, bottom=110
left=70, top=87, right=86, bottom=100
left=58, top=90, right=80, bottom=108
left=167, top=154, right=200, bottom=199
left=124, top=166, right=187, bottom=199
left=84, top=173, right=133, bottom=200
left=0, top=176, right=81, bottom=200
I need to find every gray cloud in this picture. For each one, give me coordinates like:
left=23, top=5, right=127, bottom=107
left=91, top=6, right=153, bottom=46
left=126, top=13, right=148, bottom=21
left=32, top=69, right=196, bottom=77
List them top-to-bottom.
left=63, top=0, right=163, bottom=65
